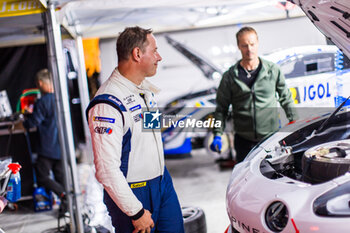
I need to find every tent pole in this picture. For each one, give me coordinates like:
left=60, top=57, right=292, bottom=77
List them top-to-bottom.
left=43, top=1, right=84, bottom=232
left=75, top=33, right=93, bottom=163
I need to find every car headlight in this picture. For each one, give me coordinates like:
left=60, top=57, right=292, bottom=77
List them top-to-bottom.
left=314, top=180, right=350, bottom=217
left=265, top=201, right=289, bottom=232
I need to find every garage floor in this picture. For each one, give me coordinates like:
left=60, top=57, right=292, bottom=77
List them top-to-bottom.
left=0, top=148, right=232, bottom=233
left=166, top=148, right=232, bottom=233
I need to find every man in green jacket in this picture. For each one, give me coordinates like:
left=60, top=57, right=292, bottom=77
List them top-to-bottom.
left=210, top=26, right=298, bottom=163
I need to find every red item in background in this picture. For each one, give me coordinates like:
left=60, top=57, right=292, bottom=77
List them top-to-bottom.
left=20, top=88, right=39, bottom=113
left=6, top=163, right=21, bottom=202
left=8, top=163, right=21, bottom=174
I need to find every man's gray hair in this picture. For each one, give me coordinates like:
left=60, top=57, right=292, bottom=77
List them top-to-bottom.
left=36, top=68, right=52, bottom=83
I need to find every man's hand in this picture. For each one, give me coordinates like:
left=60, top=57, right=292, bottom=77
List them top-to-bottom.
left=23, top=105, right=34, bottom=114
left=210, top=135, right=222, bottom=153
left=132, top=209, right=154, bottom=233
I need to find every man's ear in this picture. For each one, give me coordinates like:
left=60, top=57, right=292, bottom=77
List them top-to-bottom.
left=132, top=47, right=141, bottom=62
left=37, top=80, right=43, bottom=89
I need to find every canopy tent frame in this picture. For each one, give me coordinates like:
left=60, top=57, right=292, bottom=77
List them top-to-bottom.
left=43, top=1, right=84, bottom=232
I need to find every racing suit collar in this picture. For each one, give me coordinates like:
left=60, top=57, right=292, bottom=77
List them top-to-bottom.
left=113, top=68, right=161, bottom=94
left=140, top=79, right=161, bottom=94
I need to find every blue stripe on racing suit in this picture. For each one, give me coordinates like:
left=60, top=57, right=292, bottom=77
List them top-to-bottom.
left=85, top=94, right=126, bottom=125
left=121, top=129, right=131, bottom=177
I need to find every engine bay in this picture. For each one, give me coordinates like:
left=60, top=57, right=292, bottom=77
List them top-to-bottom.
left=260, top=109, right=350, bottom=184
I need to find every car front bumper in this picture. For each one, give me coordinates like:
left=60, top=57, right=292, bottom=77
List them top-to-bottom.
left=226, top=156, right=350, bottom=233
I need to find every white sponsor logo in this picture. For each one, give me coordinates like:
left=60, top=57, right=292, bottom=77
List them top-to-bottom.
left=108, top=96, right=122, bottom=106
left=163, top=118, right=221, bottom=129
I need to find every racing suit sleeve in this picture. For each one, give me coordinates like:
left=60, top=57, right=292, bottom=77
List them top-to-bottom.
left=275, top=68, right=298, bottom=122
left=213, top=72, right=232, bottom=136
left=88, top=103, right=143, bottom=217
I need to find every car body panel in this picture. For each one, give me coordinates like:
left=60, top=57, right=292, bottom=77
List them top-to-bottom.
left=292, top=0, right=350, bottom=59
left=263, top=45, right=350, bottom=108
left=162, top=92, right=217, bottom=155
left=226, top=106, right=350, bottom=232
left=227, top=154, right=346, bottom=232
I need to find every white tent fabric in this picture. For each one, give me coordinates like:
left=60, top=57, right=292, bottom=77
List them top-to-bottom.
left=0, top=0, right=304, bottom=47
left=59, top=0, right=304, bottom=38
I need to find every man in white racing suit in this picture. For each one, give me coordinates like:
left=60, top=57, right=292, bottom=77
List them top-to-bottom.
left=86, top=26, right=184, bottom=233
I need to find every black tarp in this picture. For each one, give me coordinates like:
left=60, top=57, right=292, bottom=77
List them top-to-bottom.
left=0, top=44, right=47, bottom=111
left=0, top=44, right=85, bottom=145
left=0, top=44, right=47, bottom=196
left=0, top=44, right=86, bottom=197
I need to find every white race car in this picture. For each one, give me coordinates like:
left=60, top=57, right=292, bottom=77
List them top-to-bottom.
left=225, top=0, right=350, bottom=232
left=264, top=44, right=350, bottom=108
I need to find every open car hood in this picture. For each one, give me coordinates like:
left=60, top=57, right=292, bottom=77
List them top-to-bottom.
left=291, top=0, right=350, bottom=58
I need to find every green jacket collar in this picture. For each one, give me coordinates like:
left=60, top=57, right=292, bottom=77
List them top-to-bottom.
left=229, top=57, right=273, bottom=85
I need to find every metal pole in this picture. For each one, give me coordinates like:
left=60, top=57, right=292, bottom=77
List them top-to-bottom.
left=43, top=1, right=84, bottom=232
left=75, top=33, right=93, bottom=163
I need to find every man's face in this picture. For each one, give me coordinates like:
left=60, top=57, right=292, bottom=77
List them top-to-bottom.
left=237, top=32, right=259, bottom=61
left=139, top=34, right=162, bottom=77
left=37, top=80, right=53, bottom=93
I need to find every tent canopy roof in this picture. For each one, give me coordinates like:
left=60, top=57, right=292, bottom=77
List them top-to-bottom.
left=0, top=0, right=303, bottom=47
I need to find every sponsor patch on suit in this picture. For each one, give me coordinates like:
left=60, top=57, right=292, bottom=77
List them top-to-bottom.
left=129, top=104, right=141, bottom=112
left=93, top=116, right=115, bottom=123
left=94, top=127, right=113, bottom=134
left=130, top=182, right=146, bottom=188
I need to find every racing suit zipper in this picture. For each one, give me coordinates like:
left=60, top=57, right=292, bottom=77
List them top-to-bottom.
left=251, top=87, right=257, bottom=140
left=139, top=93, right=163, bottom=176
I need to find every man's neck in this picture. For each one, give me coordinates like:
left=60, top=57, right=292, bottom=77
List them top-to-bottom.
left=240, top=58, right=260, bottom=71
left=118, top=64, right=144, bottom=86
left=40, top=88, right=54, bottom=94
